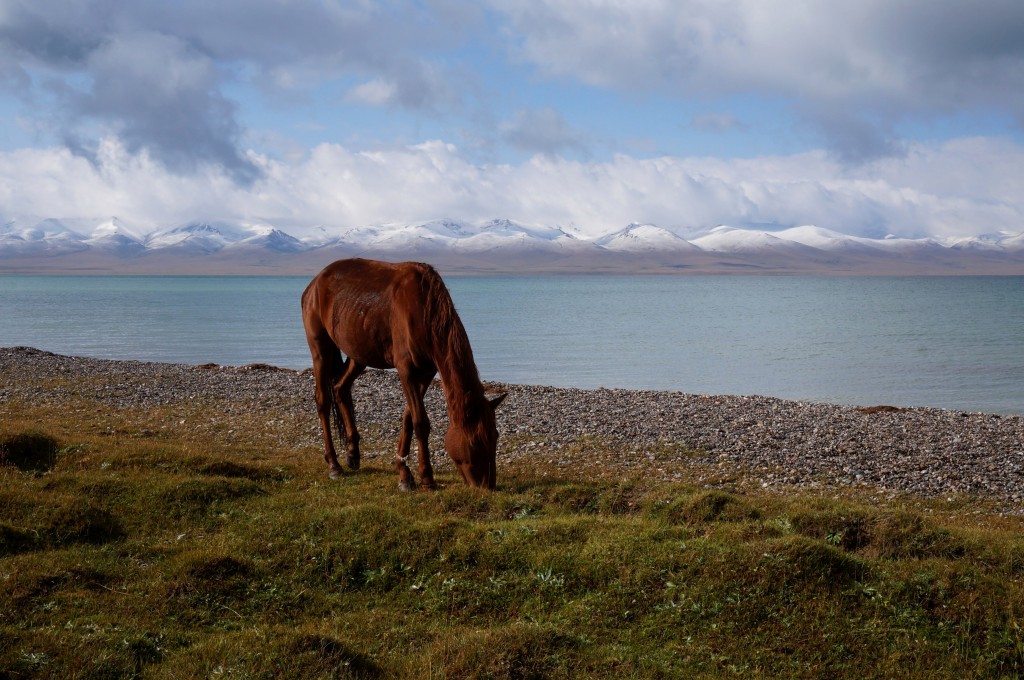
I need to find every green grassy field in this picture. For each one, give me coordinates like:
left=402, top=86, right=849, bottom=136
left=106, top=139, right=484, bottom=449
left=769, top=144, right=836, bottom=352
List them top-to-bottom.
left=2, top=395, right=1024, bottom=678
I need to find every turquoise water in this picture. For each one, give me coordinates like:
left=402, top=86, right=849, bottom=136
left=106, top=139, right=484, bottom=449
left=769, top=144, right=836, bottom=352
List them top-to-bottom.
left=2, top=275, right=1023, bottom=413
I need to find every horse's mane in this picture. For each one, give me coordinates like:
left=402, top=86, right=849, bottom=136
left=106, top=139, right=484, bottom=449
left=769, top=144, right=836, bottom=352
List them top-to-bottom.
left=417, top=264, right=485, bottom=419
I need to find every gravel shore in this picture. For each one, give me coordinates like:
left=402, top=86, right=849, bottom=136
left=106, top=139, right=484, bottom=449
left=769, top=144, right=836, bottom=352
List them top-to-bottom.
left=3, top=346, right=1023, bottom=509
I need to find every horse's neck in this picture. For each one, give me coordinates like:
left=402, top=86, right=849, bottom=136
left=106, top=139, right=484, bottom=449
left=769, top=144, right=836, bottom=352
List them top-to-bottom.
left=422, top=273, right=484, bottom=426
left=433, top=336, right=484, bottom=427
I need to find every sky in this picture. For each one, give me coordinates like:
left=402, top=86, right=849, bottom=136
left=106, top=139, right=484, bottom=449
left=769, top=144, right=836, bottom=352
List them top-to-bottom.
left=1, top=0, right=1024, bottom=240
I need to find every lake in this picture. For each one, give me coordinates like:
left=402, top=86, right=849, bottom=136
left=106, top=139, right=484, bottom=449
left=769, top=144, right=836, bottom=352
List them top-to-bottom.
left=1, top=274, right=1023, bottom=414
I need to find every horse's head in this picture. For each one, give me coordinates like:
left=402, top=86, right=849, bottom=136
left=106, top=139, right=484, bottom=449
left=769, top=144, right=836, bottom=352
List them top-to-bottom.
left=446, top=393, right=507, bottom=489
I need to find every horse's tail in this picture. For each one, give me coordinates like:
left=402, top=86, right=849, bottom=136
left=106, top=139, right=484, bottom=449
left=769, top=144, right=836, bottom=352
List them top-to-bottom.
left=329, top=356, right=346, bottom=444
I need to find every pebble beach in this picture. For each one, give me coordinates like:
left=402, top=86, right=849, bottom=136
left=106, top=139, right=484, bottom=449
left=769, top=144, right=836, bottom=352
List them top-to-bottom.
left=3, top=346, right=1023, bottom=509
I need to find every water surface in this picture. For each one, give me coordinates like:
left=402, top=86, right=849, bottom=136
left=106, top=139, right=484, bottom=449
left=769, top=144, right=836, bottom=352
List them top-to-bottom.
left=2, top=274, right=1022, bottom=413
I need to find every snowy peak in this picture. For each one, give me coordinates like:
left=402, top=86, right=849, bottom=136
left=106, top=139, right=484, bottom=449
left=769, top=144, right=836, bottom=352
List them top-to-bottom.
left=0, top=217, right=89, bottom=255
left=88, top=217, right=136, bottom=238
left=84, top=218, right=146, bottom=255
left=419, top=218, right=474, bottom=237
left=458, top=218, right=579, bottom=253
left=479, top=218, right=571, bottom=241
left=145, top=221, right=252, bottom=252
left=355, top=221, right=460, bottom=251
left=596, top=223, right=699, bottom=252
left=773, top=225, right=867, bottom=249
left=691, top=226, right=819, bottom=254
left=231, top=227, right=307, bottom=253
left=947, top=233, right=1010, bottom=252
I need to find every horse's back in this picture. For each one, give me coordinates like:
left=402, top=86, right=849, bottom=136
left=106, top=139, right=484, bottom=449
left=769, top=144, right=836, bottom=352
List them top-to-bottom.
left=303, top=258, right=438, bottom=369
left=306, top=259, right=433, bottom=310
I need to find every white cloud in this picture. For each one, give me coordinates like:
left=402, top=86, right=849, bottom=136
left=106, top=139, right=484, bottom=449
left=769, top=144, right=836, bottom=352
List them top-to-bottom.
left=346, top=79, right=399, bottom=106
left=2, top=136, right=1021, bottom=240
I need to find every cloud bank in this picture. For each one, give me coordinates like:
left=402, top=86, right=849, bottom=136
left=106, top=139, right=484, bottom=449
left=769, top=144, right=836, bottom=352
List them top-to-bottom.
left=2, top=136, right=1021, bottom=241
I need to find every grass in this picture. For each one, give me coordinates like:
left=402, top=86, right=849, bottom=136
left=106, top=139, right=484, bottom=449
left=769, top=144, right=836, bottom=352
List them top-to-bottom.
left=2, top=396, right=1024, bottom=678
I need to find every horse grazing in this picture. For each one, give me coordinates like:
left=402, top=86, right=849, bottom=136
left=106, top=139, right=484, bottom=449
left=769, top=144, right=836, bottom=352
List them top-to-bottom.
left=301, top=258, right=506, bottom=490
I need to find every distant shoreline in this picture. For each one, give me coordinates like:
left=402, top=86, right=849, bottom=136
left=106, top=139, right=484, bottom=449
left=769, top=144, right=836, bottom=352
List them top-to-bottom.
left=4, top=258, right=1024, bottom=276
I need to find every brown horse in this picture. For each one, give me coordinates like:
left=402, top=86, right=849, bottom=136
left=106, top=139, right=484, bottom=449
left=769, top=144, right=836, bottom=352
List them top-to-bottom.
left=301, top=258, right=506, bottom=490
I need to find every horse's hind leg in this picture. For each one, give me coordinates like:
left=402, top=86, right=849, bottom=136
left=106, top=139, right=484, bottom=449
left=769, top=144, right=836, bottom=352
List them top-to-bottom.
left=309, top=346, right=344, bottom=479
left=333, top=359, right=365, bottom=470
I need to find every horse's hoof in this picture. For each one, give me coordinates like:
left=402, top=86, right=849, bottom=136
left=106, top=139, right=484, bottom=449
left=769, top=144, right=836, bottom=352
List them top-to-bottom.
left=346, top=456, right=360, bottom=471
left=328, top=466, right=344, bottom=479
left=421, top=480, right=437, bottom=491
left=398, top=481, right=414, bottom=492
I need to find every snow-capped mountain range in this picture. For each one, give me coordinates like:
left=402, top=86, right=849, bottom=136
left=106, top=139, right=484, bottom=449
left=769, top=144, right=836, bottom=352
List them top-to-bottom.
left=2, top=216, right=1023, bottom=274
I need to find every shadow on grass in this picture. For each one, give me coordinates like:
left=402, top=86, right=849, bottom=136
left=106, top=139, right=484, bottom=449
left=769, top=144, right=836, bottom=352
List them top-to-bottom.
left=1, top=431, right=59, bottom=472
left=0, top=522, right=35, bottom=556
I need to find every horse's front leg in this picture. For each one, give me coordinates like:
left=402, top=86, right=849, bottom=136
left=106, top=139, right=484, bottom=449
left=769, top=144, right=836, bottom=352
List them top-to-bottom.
left=395, top=372, right=435, bottom=491
left=394, top=407, right=417, bottom=492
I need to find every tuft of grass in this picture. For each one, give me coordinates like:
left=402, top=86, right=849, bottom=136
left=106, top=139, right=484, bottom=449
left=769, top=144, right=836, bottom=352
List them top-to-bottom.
left=154, top=476, right=266, bottom=522
left=535, top=480, right=640, bottom=516
left=649, top=488, right=760, bottom=525
left=43, top=497, right=124, bottom=546
left=791, top=503, right=965, bottom=559
left=870, top=511, right=965, bottom=560
left=765, top=535, right=868, bottom=590
left=164, top=553, right=257, bottom=624
left=432, top=622, right=584, bottom=679
left=275, top=632, right=383, bottom=678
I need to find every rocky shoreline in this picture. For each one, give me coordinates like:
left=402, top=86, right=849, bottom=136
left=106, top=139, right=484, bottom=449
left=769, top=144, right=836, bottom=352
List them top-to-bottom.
left=3, top=346, right=1023, bottom=509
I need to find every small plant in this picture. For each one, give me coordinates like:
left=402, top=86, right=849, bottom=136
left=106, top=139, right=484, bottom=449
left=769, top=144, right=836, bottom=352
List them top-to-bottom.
left=533, top=566, right=565, bottom=590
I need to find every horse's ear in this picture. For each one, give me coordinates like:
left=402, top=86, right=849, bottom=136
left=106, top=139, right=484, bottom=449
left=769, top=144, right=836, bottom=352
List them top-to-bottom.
left=489, top=393, right=507, bottom=410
